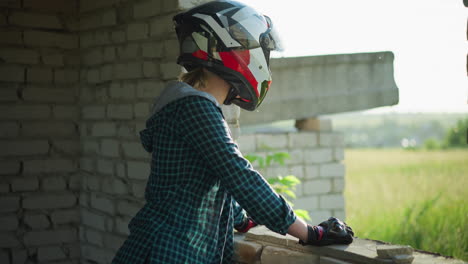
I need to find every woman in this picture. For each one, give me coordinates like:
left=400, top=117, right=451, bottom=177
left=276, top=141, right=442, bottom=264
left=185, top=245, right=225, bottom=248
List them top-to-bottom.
left=112, top=1, right=353, bottom=263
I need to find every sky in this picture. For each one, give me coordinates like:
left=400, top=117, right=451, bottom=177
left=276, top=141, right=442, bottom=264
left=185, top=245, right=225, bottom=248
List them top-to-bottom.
left=240, top=0, right=468, bottom=113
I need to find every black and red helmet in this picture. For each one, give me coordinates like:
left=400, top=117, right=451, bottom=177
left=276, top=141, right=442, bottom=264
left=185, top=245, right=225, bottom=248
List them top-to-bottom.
left=173, top=0, right=282, bottom=111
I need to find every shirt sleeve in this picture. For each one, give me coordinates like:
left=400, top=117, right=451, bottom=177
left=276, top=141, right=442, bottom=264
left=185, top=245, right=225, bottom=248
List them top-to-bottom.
left=177, top=96, right=296, bottom=235
left=232, top=200, right=247, bottom=228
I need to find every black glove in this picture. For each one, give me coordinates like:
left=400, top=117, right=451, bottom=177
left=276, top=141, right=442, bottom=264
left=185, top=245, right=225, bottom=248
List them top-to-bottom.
left=299, top=217, right=354, bottom=246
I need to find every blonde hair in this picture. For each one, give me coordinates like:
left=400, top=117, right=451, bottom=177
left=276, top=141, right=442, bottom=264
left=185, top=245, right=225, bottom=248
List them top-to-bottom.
left=179, top=67, right=207, bottom=90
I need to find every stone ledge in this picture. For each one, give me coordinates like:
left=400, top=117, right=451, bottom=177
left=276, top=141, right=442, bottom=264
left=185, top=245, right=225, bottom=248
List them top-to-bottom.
left=233, top=226, right=465, bottom=264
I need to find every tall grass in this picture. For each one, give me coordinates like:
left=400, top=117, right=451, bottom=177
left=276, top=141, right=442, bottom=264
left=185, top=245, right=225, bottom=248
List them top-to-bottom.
left=344, top=149, right=468, bottom=261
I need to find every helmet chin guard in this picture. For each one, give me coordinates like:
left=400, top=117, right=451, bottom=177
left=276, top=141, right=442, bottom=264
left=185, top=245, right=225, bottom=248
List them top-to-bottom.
left=173, top=0, right=282, bottom=111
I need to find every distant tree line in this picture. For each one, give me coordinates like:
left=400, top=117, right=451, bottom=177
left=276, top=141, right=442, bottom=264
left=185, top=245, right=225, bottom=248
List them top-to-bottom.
left=241, top=113, right=467, bottom=149
left=331, top=114, right=467, bottom=149
left=424, top=117, right=468, bottom=149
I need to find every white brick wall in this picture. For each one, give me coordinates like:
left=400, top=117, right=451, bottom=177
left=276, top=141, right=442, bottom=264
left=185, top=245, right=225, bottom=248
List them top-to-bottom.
left=133, top=0, right=161, bottom=19
left=0, top=1, right=350, bottom=263
left=70, top=5, right=191, bottom=262
left=0, top=8, right=82, bottom=255
left=10, top=12, right=62, bottom=29
left=149, top=15, right=174, bottom=37
left=127, top=23, right=149, bottom=40
left=23, top=30, right=78, bottom=49
left=142, top=41, right=164, bottom=58
left=0, top=47, right=40, bottom=64
left=113, top=62, right=143, bottom=79
left=160, top=62, right=182, bottom=80
left=136, top=80, right=165, bottom=98
left=110, top=82, right=136, bottom=99
left=135, top=102, right=150, bottom=118
left=0, top=105, right=51, bottom=120
left=82, top=105, right=106, bottom=120
left=21, top=122, right=77, bottom=137
left=92, top=122, right=117, bottom=137
left=237, top=130, right=346, bottom=225
left=289, top=132, right=318, bottom=148
left=319, top=132, right=345, bottom=147
left=256, top=134, right=288, bottom=150
left=100, top=139, right=120, bottom=157
left=0, top=140, right=50, bottom=156
left=122, top=141, right=150, bottom=158
left=304, top=148, right=334, bottom=164
left=23, top=159, right=76, bottom=174
left=97, top=159, right=114, bottom=175
left=0, top=161, right=21, bottom=175
left=127, top=161, right=150, bottom=180
left=320, top=163, right=345, bottom=177
left=304, top=165, right=319, bottom=179
left=11, top=178, right=39, bottom=192
left=102, top=178, right=128, bottom=195
left=303, top=179, right=332, bottom=195
left=23, top=193, right=77, bottom=209
left=90, top=194, right=115, bottom=214
left=320, top=194, right=345, bottom=210
left=116, top=200, right=142, bottom=217
left=50, top=209, right=80, bottom=225
left=81, top=209, right=106, bottom=231
left=23, top=214, right=50, bottom=229
left=0, top=215, right=18, bottom=231
left=23, top=229, right=77, bottom=246
left=86, top=229, right=104, bottom=246
left=37, top=246, right=68, bottom=262
left=11, top=249, right=27, bottom=264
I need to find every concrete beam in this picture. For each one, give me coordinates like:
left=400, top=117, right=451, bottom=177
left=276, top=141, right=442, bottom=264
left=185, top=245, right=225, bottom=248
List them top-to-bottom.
left=240, top=51, right=399, bottom=125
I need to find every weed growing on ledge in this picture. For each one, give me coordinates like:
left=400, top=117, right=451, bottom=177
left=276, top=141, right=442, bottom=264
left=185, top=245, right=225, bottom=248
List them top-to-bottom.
left=244, top=151, right=311, bottom=221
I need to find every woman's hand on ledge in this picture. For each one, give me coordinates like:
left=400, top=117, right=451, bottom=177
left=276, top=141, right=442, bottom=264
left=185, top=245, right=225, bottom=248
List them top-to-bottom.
left=288, top=217, right=354, bottom=246
left=301, top=217, right=354, bottom=246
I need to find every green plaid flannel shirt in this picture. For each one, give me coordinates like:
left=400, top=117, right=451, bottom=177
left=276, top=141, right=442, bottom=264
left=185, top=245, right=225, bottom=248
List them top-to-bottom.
left=112, top=95, right=296, bottom=264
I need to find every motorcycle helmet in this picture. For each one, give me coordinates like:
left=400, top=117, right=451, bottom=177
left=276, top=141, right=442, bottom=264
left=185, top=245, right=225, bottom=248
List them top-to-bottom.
left=173, top=0, right=283, bottom=111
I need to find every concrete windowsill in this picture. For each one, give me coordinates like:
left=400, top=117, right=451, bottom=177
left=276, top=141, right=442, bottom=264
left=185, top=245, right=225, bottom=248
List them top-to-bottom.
left=234, top=226, right=465, bottom=264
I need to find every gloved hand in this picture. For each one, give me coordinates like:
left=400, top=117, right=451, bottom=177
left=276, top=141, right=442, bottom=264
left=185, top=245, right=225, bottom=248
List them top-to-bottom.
left=234, top=217, right=257, bottom=233
left=299, top=217, right=354, bottom=246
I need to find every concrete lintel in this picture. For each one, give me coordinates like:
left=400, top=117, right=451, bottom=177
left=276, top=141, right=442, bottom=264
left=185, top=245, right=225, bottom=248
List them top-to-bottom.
left=240, top=51, right=399, bottom=125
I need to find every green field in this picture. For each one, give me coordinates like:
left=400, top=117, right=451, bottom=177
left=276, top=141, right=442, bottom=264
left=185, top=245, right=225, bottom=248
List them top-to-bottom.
left=344, top=149, right=468, bottom=261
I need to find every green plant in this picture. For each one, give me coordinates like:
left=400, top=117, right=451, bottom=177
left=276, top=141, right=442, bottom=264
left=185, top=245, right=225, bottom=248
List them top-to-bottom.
left=244, top=152, right=311, bottom=221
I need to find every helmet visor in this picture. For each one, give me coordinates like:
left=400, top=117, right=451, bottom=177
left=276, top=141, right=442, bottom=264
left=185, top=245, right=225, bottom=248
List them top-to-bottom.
left=226, top=7, right=283, bottom=51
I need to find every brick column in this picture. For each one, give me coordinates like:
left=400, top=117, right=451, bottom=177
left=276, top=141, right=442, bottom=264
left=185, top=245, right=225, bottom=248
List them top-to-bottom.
left=238, top=117, right=346, bottom=224
left=295, top=117, right=346, bottom=222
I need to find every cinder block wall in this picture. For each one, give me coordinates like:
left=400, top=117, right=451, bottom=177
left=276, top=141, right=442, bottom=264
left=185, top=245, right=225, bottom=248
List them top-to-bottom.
left=0, top=0, right=81, bottom=263
left=0, top=0, right=345, bottom=263
left=77, top=0, right=185, bottom=263
left=237, top=129, right=346, bottom=224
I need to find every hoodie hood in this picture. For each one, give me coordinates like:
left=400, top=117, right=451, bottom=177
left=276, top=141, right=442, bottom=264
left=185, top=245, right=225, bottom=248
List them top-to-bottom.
left=139, top=81, right=220, bottom=153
